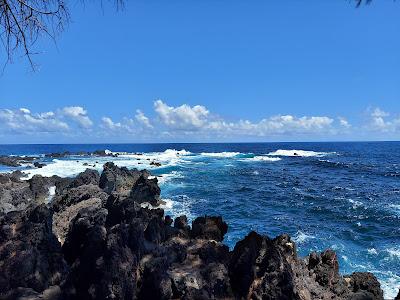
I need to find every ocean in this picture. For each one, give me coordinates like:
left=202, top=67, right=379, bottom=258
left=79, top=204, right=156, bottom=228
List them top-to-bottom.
left=0, top=142, right=399, bottom=298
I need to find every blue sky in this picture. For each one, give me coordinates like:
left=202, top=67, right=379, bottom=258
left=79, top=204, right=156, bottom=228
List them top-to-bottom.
left=0, top=0, right=399, bottom=143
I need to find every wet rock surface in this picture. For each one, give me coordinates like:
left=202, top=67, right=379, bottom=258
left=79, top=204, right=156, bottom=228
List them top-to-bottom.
left=0, top=164, right=387, bottom=299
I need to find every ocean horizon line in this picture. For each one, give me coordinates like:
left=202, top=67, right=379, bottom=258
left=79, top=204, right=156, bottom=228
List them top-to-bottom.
left=1, top=140, right=400, bottom=146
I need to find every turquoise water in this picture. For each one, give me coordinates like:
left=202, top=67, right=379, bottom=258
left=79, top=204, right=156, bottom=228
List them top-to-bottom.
left=0, top=142, right=399, bottom=297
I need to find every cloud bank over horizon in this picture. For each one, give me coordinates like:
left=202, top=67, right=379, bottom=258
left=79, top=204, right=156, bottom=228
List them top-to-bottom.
left=0, top=100, right=399, bottom=143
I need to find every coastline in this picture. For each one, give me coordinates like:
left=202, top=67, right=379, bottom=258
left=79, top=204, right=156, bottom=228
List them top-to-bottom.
left=0, top=158, right=395, bottom=299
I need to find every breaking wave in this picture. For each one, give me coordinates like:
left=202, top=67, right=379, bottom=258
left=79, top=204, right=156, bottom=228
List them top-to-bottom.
left=268, top=149, right=333, bottom=157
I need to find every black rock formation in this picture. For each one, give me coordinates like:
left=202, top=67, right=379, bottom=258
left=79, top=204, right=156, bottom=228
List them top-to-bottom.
left=0, top=163, right=388, bottom=300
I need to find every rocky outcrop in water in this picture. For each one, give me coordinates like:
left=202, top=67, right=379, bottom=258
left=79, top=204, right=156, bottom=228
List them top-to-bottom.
left=44, top=150, right=118, bottom=159
left=0, top=156, right=37, bottom=167
left=0, top=164, right=386, bottom=300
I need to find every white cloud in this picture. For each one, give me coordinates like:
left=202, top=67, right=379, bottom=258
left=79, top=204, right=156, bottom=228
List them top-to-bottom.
left=151, top=100, right=335, bottom=137
left=154, top=100, right=209, bottom=130
left=1, top=102, right=398, bottom=142
left=62, top=106, right=93, bottom=128
left=368, top=107, right=400, bottom=132
left=371, top=107, right=389, bottom=118
left=0, top=108, right=69, bottom=133
left=19, top=108, right=31, bottom=114
left=135, top=110, right=152, bottom=128
left=203, top=115, right=334, bottom=137
left=258, top=115, right=334, bottom=133
left=100, top=116, right=143, bottom=135
left=101, top=117, right=122, bottom=130
left=338, top=117, right=351, bottom=128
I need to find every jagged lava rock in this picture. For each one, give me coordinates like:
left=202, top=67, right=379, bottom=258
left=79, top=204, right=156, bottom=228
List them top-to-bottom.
left=0, top=156, right=37, bottom=167
left=99, top=162, right=149, bottom=196
left=0, top=163, right=387, bottom=300
left=0, top=173, right=62, bottom=214
left=128, top=175, right=161, bottom=206
left=0, top=205, right=67, bottom=297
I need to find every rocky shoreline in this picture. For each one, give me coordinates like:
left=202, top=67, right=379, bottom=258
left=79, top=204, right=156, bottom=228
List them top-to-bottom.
left=0, top=150, right=120, bottom=169
left=0, top=162, right=395, bottom=299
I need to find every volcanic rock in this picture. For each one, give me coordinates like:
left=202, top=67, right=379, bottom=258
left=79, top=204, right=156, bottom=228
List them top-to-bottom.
left=0, top=155, right=37, bottom=167
left=99, top=162, right=149, bottom=196
left=0, top=163, right=386, bottom=300
left=0, top=205, right=67, bottom=296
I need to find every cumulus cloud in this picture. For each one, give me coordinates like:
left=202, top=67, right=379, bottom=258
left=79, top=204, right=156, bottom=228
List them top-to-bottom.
left=151, top=100, right=335, bottom=137
left=154, top=100, right=209, bottom=130
left=1, top=102, right=397, bottom=142
left=0, top=105, right=94, bottom=136
left=62, top=106, right=93, bottom=129
left=368, top=107, right=400, bottom=132
left=0, top=108, right=69, bottom=133
left=19, top=108, right=31, bottom=114
left=135, top=110, right=152, bottom=128
left=100, top=111, right=154, bottom=136
left=202, top=115, right=334, bottom=137
left=100, top=116, right=137, bottom=134
left=101, top=117, right=122, bottom=130
left=338, top=117, right=351, bottom=128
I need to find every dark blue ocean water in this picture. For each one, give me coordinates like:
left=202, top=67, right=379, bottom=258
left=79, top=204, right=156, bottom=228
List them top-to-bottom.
left=0, top=142, right=399, bottom=297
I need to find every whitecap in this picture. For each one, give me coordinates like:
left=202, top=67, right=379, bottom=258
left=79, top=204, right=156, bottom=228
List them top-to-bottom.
left=116, top=149, right=191, bottom=168
left=267, top=149, right=333, bottom=157
left=200, top=151, right=241, bottom=158
left=243, top=156, right=282, bottom=162
left=151, top=171, right=184, bottom=185
left=163, top=194, right=194, bottom=220
left=348, top=199, right=363, bottom=209
left=389, top=204, right=400, bottom=215
left=293, top=231, right=315, bottom=244
left=386, top=247, right=400, bottom=260
left=367, top=248, right=378, bottom=255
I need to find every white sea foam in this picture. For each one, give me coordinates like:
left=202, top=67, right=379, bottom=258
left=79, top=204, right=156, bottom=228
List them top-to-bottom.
left=21, top=149, right=192, bottom=179
left=116, top=149, right=192, bottom=168
left=267, top=149, right=332, bottom=157
left=199, top=152, right=241, bottom=158
left=244, top=156, right=282, bottom=162
left=22, top=159, right=101, bottom=179
left=152, top=171, right=184, bottom=186
left=46, top=186, right=56, bottom=203
left=163, top=194, right=194, bottom=220
left=140, top=198, right=174, bottom=210
left=348, top=199, right=363, bottom=209
left=389, top=204, right=400, bottom=215
left=293, top=231, right=315, bottom=244
left=386, top=247, right=400, bottom=260
left=367, top=248, right=378, bottom=255
left=371, top=270, right=400, bottom=299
